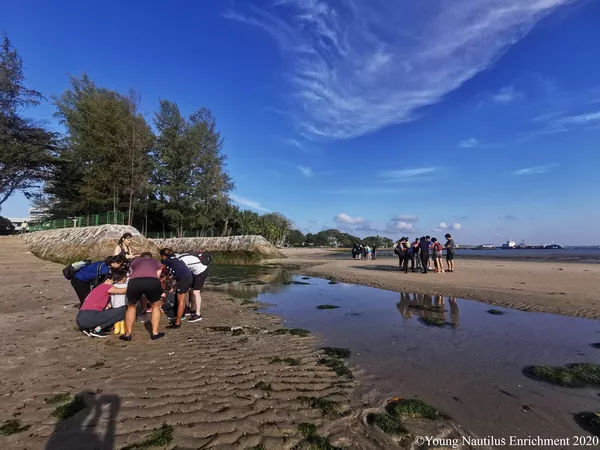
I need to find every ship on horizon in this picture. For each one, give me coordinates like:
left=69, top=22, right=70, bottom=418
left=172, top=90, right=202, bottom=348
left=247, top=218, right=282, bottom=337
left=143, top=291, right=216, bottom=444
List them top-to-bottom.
left=501, top=239, right=562, bottom=250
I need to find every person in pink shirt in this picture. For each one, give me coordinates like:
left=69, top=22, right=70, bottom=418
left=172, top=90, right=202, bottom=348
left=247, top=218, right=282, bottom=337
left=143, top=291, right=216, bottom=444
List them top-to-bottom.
left=76, top=275, right=127, bottom=338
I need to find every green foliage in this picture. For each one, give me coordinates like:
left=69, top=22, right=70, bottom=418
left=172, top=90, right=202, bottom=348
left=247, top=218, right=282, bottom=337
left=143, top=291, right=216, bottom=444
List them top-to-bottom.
left=0, top=35, right=55, bottom=210
left=0, top=215, right=15, bottom=234
left=287, top=229, right=307, bottom=246
left=362, top=235, right=394, bottom=248
left=528, top=363, right=600, bottom=387
left=51, top=394, right=86, bottom=420
left=297, top=396, right=342, bottom=417
left=388, top=399, right=446, bottom=420
left=367, top=413, right=407, bottom=435
left=0, top=419, right=31, bottom=436
left=121, top=424, right=174, bottom=450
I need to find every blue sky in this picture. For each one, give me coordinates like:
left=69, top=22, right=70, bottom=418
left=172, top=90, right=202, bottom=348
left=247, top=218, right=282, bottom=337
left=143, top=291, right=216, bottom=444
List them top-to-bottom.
left=2, top=0, right=599, bottom=245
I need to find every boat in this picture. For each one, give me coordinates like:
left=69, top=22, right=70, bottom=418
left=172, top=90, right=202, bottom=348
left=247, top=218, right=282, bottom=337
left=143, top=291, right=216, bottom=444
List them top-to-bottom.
left=501, top=239, right=516, bottom=249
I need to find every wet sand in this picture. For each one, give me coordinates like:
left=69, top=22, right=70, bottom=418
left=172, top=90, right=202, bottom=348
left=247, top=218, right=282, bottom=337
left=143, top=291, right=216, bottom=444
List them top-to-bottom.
left=0, top=237, right=464, bottom=449
left=272, top=248, right=600, bottom=319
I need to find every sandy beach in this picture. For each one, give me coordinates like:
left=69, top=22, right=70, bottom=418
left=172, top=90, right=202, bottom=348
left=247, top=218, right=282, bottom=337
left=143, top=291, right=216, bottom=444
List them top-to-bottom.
left=0, top=238, right=467, bottom=449
left=272, top=248, right=600, bottom=319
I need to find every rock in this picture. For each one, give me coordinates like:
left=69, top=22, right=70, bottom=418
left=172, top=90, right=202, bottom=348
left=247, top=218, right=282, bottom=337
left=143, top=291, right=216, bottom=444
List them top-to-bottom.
left=23, top=225, right=158, bottom=264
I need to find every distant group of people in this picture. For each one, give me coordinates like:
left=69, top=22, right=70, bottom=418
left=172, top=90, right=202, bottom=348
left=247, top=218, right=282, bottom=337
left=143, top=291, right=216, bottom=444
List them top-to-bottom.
left=71, top=233, right=210, bottom=341
left=394, top=233, right=455, bottom=274
left=352, top=244, right=377, bottom=260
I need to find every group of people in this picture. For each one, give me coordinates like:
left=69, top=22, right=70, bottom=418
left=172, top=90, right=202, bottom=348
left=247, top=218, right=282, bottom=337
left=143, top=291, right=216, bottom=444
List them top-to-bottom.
left=72, top=233, right=210, bottom=341
left=394, top=233, right=456, bottom=274
left=352, top=244, right=377, bottom=260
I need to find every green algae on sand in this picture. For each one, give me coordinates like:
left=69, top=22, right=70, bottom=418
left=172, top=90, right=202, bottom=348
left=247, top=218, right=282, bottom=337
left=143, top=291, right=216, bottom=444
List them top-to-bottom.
left=526, top=363, right=600, bottom=387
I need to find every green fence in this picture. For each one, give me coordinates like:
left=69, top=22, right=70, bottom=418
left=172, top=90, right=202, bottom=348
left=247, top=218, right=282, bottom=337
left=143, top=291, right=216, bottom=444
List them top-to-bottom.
left=28, top=212, right=125, bottom=232
left=146, top=229, right=219, bottom=239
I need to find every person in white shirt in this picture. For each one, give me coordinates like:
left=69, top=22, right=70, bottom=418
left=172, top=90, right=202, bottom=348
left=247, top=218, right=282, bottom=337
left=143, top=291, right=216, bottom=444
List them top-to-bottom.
left=174, top=252, right=209, bottom=322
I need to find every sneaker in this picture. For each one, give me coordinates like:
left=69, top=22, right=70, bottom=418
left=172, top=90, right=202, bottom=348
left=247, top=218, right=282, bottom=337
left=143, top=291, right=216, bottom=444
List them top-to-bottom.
left=188, top=314, right=203, bottom=323
left=180, top=315, right=186, bottom=321
left=166, top=322, right=181, bottom=329
left=81, top=329, right=91, bottom=337
left=90, top=330, right=109, bottom=338
left=151, top=332, right=165, bottom=341
left=119, top=335, right=132, bottom=342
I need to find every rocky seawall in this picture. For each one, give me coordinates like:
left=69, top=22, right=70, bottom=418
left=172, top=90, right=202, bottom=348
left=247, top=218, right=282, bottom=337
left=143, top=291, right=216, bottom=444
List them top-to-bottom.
left=23, top=225, right=159, bottom=264
left=152, top=235, right=286, bottom=263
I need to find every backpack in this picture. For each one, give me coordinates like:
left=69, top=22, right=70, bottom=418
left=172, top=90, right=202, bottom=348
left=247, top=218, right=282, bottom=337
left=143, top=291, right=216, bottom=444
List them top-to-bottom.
left=434, top=242, right=443, bottom=252
left=177, top=251, right=213, bottom=266
left=62, top=260, right=92, bottom=280
left=90, top=263, right=108, bottom=287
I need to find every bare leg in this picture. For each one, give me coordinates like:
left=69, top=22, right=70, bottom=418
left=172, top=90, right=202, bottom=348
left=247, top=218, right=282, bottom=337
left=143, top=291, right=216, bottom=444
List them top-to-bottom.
left=192, top=290, right=202, bottom=315
left=175, top=293, right=186, bottom=325
left=151, top=300, right=164, bottom=335
left=124, top=304, right=137, bottom=336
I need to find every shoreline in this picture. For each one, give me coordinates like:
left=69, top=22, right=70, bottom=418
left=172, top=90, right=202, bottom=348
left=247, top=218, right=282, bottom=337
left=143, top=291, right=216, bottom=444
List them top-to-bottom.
left=268, top=248, right=600, bottom=320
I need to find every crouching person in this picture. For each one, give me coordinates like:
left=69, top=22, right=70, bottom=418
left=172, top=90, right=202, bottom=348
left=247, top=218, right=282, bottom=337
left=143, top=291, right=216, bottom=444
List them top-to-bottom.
left=120, top=252, right=165, bottom=341
left=76, top=275, right=127, bottom=338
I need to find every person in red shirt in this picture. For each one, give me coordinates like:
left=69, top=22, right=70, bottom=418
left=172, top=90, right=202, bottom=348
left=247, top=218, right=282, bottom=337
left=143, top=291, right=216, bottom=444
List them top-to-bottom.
left=76, top=276, right=127, bottom=338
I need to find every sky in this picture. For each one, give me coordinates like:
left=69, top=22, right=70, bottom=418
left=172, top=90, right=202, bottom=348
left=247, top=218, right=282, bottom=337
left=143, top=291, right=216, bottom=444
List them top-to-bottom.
left=2, top=0, right=599, bottom=245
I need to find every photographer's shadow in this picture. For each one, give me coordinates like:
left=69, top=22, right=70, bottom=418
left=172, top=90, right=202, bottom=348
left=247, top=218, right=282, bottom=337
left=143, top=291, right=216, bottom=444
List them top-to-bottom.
left=45, top=391, right=120, bottom=450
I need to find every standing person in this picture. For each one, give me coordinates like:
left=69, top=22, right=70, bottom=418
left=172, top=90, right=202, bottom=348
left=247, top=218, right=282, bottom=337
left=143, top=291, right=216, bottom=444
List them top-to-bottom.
left=114, top=233, right=137, bottom=261
left=445, top=233, right=456, bottom=273
left=419, top=236, right=431, bottom=274
left=411, top=237, right=421, bottom=272
left=401, top=238, right=411, bottom=273
left=431, top=238, right=444, bottom=273
left=351, top=244, right=357, bottom=259
left=365, top=245, right=372, bottom=260
left=372, top=246, right=377, bottom=260
left=160, top=248, right=193, bottom=329
left=173, top=251, right=209, bottom=322
left=120, top=252, right=165, bottom=341
left=71, top=256, right=126, bottom=305
left=76, top=275, right=127, bottom=338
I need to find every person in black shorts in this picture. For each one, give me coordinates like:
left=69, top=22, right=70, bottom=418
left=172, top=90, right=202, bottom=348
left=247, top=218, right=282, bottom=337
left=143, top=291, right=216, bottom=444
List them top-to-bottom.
left=445, top=233, right=456, bottom=272
left=160, top=248, right=193, bottom=329
left=120, top=252, right=165, bottom=341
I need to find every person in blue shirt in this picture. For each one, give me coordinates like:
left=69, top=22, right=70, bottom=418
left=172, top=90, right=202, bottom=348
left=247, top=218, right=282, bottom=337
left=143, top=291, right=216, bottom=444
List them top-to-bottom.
left=159, top=248, right=193, bottom=329
left=71, top=255, right=126, bottom=305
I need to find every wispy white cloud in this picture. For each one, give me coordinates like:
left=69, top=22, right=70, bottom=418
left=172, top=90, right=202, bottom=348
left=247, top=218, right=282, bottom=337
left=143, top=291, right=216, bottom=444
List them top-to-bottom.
left=226, top=0, right=573, bottom=140
left=493, top=85, right=519, bottom=103
left=458, top=138, right=479, bottom=148
left=513, top=164, right=557, bottom=176
left=297, top=166, right=314, bottom=177
left=378, top=167, right=437, bottom=180
left=330, top=188, right=411, bottom=195
left=230, top=194, right=271, bottom=213
left=334, top=213, right=366, bottom=226
left=499, top=214, right=518, bottom=220
left=392, top=215, right=419, bottom=223
left=434, top=222, right=462, bottom=232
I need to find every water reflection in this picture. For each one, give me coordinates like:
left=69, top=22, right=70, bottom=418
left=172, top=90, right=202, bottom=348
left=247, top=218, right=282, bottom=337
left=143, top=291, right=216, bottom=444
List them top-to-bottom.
left=205, top=264, right=294, bottom=300
left=396, top=292, right=459, bottom=327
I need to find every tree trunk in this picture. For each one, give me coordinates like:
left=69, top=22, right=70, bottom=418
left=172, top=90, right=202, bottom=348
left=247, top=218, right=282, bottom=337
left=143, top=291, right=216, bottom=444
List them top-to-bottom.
left=127, top=120, right=136, bottom=225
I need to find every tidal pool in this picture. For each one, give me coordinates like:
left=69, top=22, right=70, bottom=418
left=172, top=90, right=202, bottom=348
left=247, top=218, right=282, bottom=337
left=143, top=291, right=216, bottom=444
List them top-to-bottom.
left=206, top=268, right=600, bottom=444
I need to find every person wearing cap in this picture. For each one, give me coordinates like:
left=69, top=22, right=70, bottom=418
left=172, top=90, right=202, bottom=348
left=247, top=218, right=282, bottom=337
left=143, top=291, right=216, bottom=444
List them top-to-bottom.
left=445, top=233, right=456, bottom=272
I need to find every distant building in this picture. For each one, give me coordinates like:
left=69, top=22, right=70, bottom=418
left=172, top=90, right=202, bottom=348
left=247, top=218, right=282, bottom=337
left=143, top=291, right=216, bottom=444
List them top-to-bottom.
left=7, top=218, right=29, bottom=232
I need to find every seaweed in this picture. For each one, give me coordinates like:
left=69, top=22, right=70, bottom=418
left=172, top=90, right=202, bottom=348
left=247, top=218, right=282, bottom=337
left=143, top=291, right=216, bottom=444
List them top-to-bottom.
left=316, top=305, right=339, bottom=310
left=487, top=309, right=505, bottom=315
left=419, top=317, right=448, bottom=327
left=289, top=328, right=311, bottom=337
left=321, top=347, right=351, bottom=359
left=317, top=358, right=353, bottom=379
left=525, top=363, right=600, bottom=387
left=253, top=381, right=273, bottom=391
left=45, top=393, right=71, bottom=405
left=51, top=395, right=86, bottom=420
left=297, top=396, right=342, bottom=417
left=388, top=398, right=446, bottom=420
left=367, top=413, right=406, bottom=435
left=0, top=419, right=31, bottom=436
left=121, top=423, right=174, bottom=449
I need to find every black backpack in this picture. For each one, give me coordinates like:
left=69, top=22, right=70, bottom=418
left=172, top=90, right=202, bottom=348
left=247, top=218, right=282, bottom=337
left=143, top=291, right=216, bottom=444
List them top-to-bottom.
left=178, top=251, right=212, bottom=266
left=62, top=260, right=92, bottom=280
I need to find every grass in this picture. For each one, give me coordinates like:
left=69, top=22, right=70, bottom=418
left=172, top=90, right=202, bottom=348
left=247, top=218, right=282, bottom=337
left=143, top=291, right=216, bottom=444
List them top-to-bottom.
left=317, top=304, right=340, bottom=310
left=487, top=309, right=505, bottom=315
left=419, top=317, right=448, bottom=327
left=322, top=347, right=351, bottom=359
left=270, top=357, right=301, bottom=366
left=318, top=358, right=353, bottom=379
left=526, top=363, right=600, bottom=387
left=253, top=381, right=273, bottom=391
left=44, top=392, right=71, bottom=405
left=51, top=395, right=86, bottom=420
left=297, top=396, right=342, bottom=417
left=388, top=399, right=446, bottom=420
left=367, top=413, right=407, bottom=435
left=0, top=419, right=31, bottom=436
left=121, top=424, right=174, bottom=450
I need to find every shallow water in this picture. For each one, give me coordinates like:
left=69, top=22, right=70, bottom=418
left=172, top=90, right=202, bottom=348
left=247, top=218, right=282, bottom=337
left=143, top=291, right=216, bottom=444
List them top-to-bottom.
left=207, top=268, right=600, bottom=444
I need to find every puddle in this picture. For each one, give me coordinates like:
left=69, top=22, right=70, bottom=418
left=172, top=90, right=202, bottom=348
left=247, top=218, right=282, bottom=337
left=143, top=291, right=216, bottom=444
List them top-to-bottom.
left=206, top=268, right=600, bottom=443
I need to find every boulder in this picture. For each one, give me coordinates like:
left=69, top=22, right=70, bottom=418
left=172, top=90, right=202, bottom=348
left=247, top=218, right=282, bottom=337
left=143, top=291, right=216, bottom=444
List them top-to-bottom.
left=23, top=225, right=159, bottom=264
left=152, top=235, right=285, bottom=263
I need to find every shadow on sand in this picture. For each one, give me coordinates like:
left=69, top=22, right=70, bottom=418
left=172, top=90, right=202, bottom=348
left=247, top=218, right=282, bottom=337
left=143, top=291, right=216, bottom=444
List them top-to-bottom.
left=352, top=264, right=404, bottom=273
left=45, top=391, right=120, bottom=450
